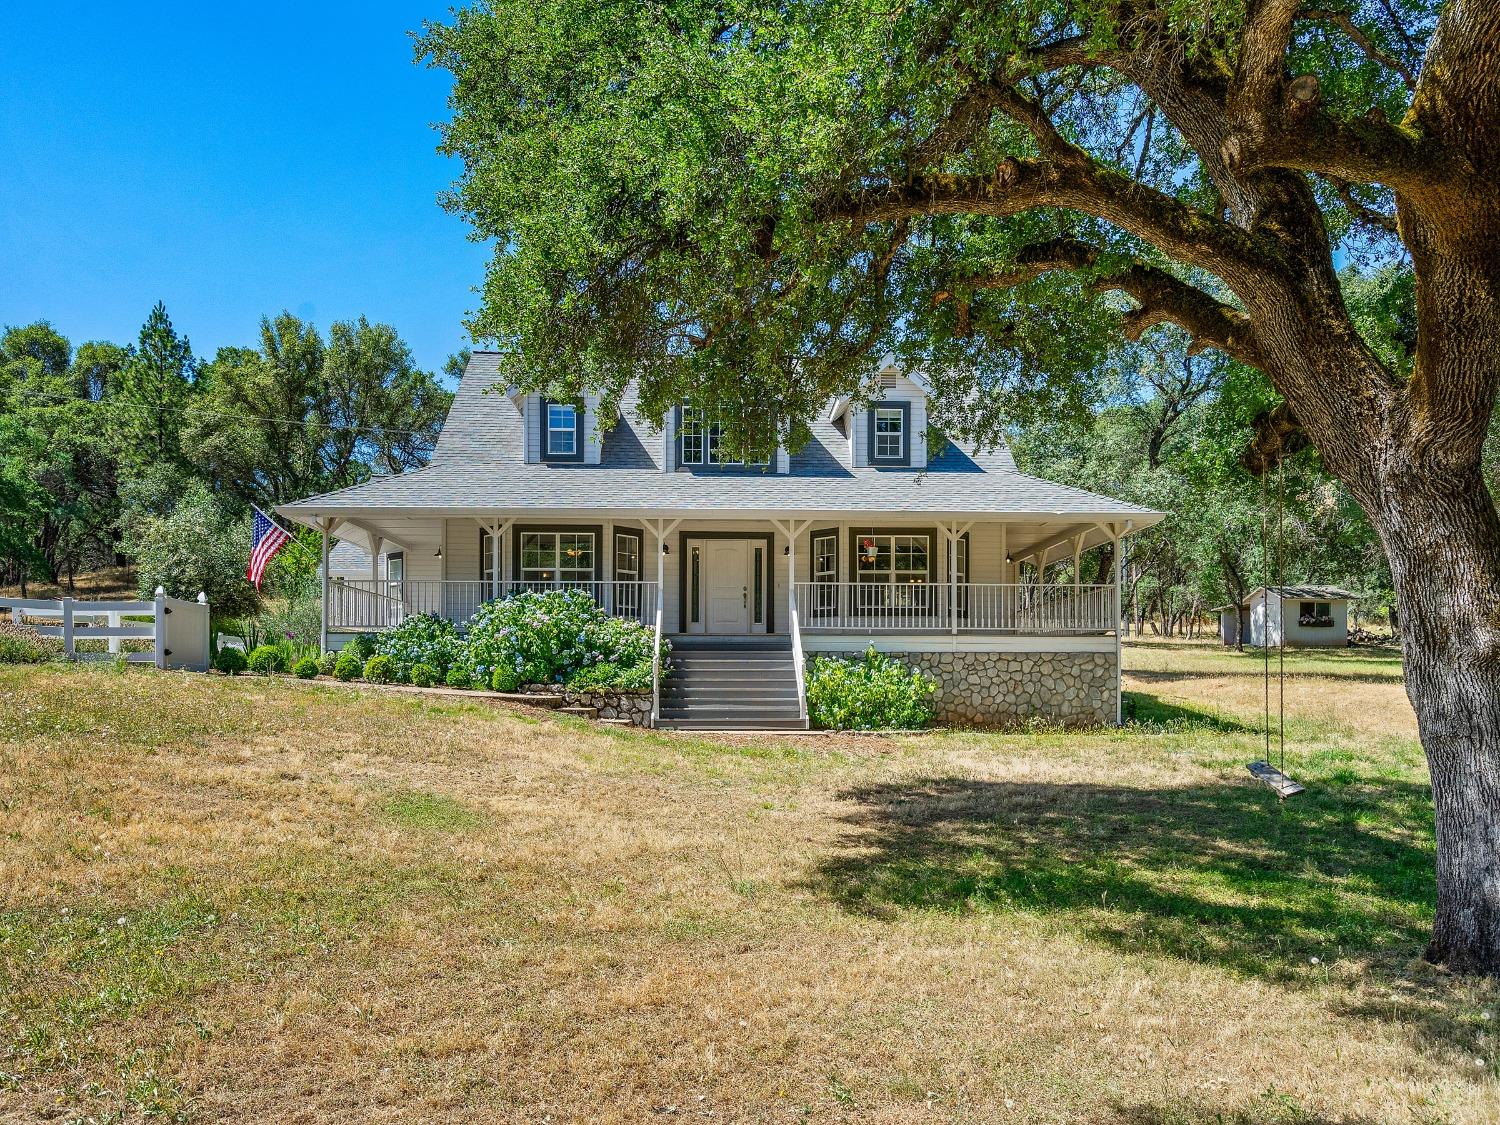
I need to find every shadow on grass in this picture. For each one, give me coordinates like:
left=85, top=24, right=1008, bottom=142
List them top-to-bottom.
left=1127, top=665, right=1404, bottom=687
left=1122, top=691, right=1259, bottom=734
left=813, top=773, right=1435, bottom=982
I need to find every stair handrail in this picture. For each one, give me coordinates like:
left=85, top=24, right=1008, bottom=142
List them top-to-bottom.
left=650, top=583, right=665, bottom=726
left=789, top=585, right=808, bottom=724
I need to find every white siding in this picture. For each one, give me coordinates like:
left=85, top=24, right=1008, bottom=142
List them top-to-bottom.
left=584, top=393, right=604, bottom=465
left=523, top=394, right=541, bottom=464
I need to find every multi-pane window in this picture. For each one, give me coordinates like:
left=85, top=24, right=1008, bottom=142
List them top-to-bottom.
left=544, top=401, right=580, bottom=460
left=872, top=406, right=906, bottom=463
left=679, top=408, right=771, bottom=467
left=520, top=531, right=594, bottom=584
left=811, top=531, right=839, bottom=618
left=614, top=532, right=641, bottom=582
left=855, top=534, right=929, bottom=583
left=1299, top=600, right=1333, bottom=626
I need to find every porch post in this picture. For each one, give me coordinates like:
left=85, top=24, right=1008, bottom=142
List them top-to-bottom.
left=318, top=518, right=331, bottom=653
left=948, top=521, right=959, bottom=635
left=490, top=522, right=502, bottom=600
left=1114, top=525, right=1125, bottom=725
left=370, top=537, right=381, bottom=586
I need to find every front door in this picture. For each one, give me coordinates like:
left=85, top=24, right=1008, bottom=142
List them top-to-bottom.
left=705, top=540, right=751, bottom=633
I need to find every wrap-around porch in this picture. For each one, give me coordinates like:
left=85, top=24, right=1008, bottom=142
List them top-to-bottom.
left=319, top=514, right=1126, bottom=640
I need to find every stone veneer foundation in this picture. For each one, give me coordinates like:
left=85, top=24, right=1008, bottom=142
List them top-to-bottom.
left=824, top=649, right=1118, bottom=727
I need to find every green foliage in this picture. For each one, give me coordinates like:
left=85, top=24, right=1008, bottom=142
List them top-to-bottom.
left=112, top=302, right=194, bottom=478
left=181, top=313, right=451, bottom=509
left=120, top=482, right=261, bottom=619
left=464, top=588, right=663, bottom=690
left=373, top=613, right=463, bottom=682
left=0, top=621, right=65, bottom=664
left=346, top=633, right=379, bottom=661
left=246, top=644, right=285, bottom=675
left=214, top=647, right=248, bottom=676
left=805, top=648, right=937, bottom=730
left=317, top=650, right=338, bottom=676
left=333, top=650, right=362, bottom=681
left=363, top=654, right=394, bottom=684
left=292, top=655, right=319, bottom=679
left=565, top=660, right=651, bottom=693
left=409, top=662, right=438, bottom=688
left=444, top=666, right=474, bottom=689
left=381, top=789, right=482, bottom=831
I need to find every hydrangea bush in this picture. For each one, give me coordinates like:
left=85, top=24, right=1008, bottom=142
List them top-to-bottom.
left=465, top=589, right=664, bottom=692
left=373, top=613, right=464, bottom=683
left=805, top=647, right=938, bottom=730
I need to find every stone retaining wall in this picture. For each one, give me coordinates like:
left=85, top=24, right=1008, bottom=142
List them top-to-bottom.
left=823, top=649, right=1118, bottom=727
left=521, top=685, right=654, bottom=726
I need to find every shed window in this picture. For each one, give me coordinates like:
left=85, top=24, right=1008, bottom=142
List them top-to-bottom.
left=1298, top=600, right=1335, bottom=627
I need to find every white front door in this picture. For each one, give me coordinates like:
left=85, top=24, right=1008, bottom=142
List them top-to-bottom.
left=704, top=540, right=751, bottom=633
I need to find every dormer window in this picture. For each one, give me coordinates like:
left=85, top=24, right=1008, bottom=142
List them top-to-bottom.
left=542, top=399, right=583, bottom=462
left=870, top=403, right=910, bottom=465
left=679, top=408, right=771, bottom=468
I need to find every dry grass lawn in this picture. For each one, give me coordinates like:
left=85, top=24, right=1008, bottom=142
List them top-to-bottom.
left=2, top=638, right=1496, bottom=1123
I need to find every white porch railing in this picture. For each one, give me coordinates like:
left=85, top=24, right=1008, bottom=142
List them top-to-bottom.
left=327, top=579, right=660, bottom=631
left=793, top=581, right=1118, bottom=634
left=789, top=584, right=808, bottom=723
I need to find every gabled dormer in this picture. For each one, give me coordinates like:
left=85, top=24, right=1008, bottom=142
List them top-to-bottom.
left=830, top=367, right=930, bottom=469
left=518, top=391, right=604, bottom=465
left=661, top=406, right=790, bottom=473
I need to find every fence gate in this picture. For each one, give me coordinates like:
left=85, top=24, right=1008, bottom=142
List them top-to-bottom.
left=1, top=587, right=210, bottom=671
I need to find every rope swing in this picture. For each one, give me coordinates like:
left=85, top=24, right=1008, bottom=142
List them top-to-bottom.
left=1247, top=460, right=1305, bottom=799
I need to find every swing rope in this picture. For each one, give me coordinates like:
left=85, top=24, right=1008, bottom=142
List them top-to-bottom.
left=1247, top=458, right=1303, bottom=798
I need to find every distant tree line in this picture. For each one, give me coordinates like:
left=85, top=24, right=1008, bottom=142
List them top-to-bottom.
left=1010, top=268, right=1420, bottom=640
left=0, top=303, right=454, bottom=599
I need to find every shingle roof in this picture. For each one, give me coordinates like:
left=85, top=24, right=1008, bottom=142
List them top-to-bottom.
left=280, top=352, right=1161, bottom=522
left=1249, top=585, right=1357, bottom=604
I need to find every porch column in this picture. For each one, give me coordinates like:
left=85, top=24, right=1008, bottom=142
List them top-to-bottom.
left=318, top=517, right=333, bottom=653
left=490, top=522, right=502, bottom=600
left=370, top=537, right=381, bottom=586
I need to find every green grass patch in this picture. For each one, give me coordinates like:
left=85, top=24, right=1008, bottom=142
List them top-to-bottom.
left=381, top=788, right=484, bottom=831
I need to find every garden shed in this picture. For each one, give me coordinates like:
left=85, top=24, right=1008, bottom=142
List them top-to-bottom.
left=1221, top=585, right=1355, bottom=648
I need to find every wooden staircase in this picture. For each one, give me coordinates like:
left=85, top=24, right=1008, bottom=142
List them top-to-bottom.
left=657, top=637, right=807, bottom=730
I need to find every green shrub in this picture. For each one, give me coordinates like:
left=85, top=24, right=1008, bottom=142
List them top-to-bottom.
left=464, top=589, right=665, bottom=691
left=374, top=613, right=463, bottom=683
left=0, top=621, right=65, bottom=664
left=346, top=633, right=379, bottom=661
left=246, top=644, right=284, bottom=675
left=214, top=647, right=248, bottom=676
left=805, top=647, right=938, bottom=730
left=333, top=650, right=362, bottom=681
left=317, top=651, right=338, bottom=676
left=363, top=654, right=394, bottom=684
left=292, top=656, right=319, bottom=679
left=566, top=660, right=651, bottom=692
left=409, top=663, right=437, bottom=688
left=490, top=665, right=521, bottom=692
left=445, top=666, right=473, bottom=689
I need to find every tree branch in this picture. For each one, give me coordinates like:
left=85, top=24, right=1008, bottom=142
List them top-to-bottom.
left=1299, top=7, right=1418, bottom=91
left=1321, top=173, right=1399, bottom=234
left=932, top=238, right=1263, bottom=368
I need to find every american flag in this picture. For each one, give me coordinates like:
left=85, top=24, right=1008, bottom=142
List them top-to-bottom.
left=248, top=506, right=292, bottom=589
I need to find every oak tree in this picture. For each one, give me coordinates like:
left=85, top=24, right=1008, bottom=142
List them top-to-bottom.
left=422, top=2, right=1500, bottom=969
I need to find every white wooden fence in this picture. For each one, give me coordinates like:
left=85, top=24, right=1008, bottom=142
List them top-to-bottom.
left=1, top=587, right=211, bottom=671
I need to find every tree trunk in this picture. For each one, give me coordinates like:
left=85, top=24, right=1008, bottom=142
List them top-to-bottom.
left=1373, top=461, right=1500, bottom=973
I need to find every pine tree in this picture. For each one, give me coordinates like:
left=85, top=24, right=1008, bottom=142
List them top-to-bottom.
left=113, top=302, right=195, bottom=478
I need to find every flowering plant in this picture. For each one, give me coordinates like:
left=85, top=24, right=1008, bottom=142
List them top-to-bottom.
left=465, top=588, right=665, bottom=692
left=375, top=613, right=465, bottom=682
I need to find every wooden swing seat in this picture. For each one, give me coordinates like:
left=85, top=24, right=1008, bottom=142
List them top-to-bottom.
left=1246, top=759, right=1305, bottom=799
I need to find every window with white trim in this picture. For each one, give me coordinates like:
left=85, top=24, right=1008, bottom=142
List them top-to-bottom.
left=543, top=400, right=581, bottom=461
left=871, top=406, right=907, bottom=463
left=678, top=408, right=771, bottom=467
left=520, top=531, right=594, bottom=583
left=854, top=533, right=929, bottom=583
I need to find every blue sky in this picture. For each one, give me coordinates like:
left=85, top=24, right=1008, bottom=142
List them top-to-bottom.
left=1, top=3, right=488, bottom=381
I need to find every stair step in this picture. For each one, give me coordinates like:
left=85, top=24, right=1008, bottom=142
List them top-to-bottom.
left=662, top=718, right=809, bottom=730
